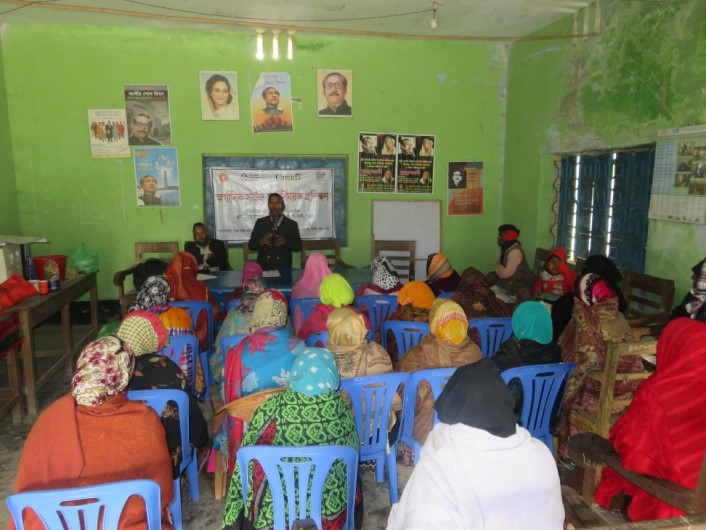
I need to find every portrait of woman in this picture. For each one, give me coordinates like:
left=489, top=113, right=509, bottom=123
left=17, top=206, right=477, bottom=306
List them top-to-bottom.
left=200, top=71, right=239, bottom=120
left=381, top=135, right=397, bottom=156
left=419, top=137, right=434, bottom=157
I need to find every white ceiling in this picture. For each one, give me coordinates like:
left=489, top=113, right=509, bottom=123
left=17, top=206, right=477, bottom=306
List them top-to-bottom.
left=0, top=0, right=591, bottom=40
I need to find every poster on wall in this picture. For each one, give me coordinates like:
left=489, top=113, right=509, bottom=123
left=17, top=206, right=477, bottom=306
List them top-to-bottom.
left=317, top=69, right=352, bottom=117
left=199, top=71, right=239, bottom=120
left=250, top=73, right=293, bottom=133
left=124, top=84, right=171, bottom=146
left=87, top=109, right=130, bottom=158
left=649, top=123, right=706, bottom=224
left=358, top=132, right=395, bottom=193
left=396, top=135, right=435, bottom=194
left=133, top=147, right=181, bottom=207
left=447, top=161, right=484, bottom=216
left=210, top=168, right=334, bottom=242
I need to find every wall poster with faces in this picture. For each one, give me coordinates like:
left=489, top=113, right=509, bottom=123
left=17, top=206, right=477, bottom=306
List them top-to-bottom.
left=357, top=133, right=435, bottom=194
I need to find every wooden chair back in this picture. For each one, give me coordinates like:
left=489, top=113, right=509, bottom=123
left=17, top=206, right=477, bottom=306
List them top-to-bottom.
left=301, top=239, right=352, bottom=268
left=372, top=240, right=416, bottom=281
left=134, top=241, right=179, bottom=263
left=242, top=244, right=255, bottom=265
left=534, top=247, right=551, bottom=276
left=622, top=269, right=675, bottom=328
left=569, top=340, right=655, bottom=438
left=568, top=432, right=706, bottom=521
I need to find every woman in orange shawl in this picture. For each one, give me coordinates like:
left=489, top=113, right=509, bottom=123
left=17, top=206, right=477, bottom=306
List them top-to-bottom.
left=165, top=252, right=222, bottom=391
left=384, top=281, right=436, bottom=364
left=594, top=318, right=706, bottom=521
left=12, top=336, right=173, bottom=530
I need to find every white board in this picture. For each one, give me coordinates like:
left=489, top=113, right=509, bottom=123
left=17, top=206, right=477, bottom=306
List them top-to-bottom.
left=372, top=200, right=441, bottom=280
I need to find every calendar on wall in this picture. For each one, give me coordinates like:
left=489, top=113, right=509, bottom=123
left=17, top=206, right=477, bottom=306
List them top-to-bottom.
left=649, top=123, right=706, bottom=224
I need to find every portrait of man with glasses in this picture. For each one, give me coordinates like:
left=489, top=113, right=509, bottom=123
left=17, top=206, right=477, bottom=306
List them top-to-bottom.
left=318, top=70, right=352, bottom=117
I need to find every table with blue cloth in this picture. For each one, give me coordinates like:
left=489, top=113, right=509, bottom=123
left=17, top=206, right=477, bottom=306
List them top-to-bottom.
left=204, top=268, right=372, bottom=309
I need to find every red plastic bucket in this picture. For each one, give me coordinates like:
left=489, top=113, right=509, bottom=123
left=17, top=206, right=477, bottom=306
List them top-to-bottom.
left=32, top=255, right=68, bottom=281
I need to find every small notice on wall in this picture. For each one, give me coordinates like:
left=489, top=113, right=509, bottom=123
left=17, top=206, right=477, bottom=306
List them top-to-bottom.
left=87, top=109, right=130, bottom=158
left=649, top=124, right=706, bottom=224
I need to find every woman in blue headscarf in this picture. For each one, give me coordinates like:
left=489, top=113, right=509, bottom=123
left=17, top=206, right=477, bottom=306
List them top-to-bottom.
left=492, top=301, right=562, bottom=371
left=222, top=348, right=362, bottom=530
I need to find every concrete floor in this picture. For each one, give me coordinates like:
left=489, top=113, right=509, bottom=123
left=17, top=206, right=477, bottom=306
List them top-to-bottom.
left=0, top=321, right=407, bottom=530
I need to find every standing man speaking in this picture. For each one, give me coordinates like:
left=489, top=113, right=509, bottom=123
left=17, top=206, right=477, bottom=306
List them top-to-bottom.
left=248, top=193, right=302, bottom=270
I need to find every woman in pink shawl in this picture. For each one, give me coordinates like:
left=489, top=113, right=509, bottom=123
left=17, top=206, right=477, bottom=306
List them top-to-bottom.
left=291, top=253, right=332, bottom=299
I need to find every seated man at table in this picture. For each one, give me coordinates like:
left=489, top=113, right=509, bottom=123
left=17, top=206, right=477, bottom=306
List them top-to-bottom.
left=248, top=193, right=302, bottom=270
left=185, top=222, right=231, bottom=272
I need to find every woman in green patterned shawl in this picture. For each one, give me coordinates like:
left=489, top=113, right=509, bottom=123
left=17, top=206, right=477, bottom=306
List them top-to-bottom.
left=222, top=348, right=363, bottom=530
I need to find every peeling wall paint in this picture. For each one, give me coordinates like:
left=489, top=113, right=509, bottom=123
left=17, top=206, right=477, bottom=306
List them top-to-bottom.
left=506, top=0, right=706, bottom=299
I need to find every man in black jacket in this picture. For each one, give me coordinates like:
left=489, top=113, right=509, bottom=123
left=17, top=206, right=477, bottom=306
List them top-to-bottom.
left=248, top=193, right=302, bottom=270
left=184, top=222, right=231, bottom=272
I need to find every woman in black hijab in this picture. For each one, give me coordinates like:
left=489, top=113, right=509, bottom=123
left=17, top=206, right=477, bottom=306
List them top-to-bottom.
left=551, top=254, right=627, bottom=341
left=388, top=359, right=564, bottom=529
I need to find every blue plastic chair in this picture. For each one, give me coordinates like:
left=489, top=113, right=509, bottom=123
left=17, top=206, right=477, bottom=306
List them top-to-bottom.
left=437, top=291, right=455, bottom=299
left=353, top=295, right=399, bottom=337
left=290, top=297, right=320, bottom=333
left=225, top=298, right=241, bottom=313
left=169, top=300, right=215, bottom=400
left=468, top=317, right=512, bottom=358
left=380, top=321, right=430, bottom=361
left=305, top=331, right=329, bottom=347
left=219, top=333, right=249, bottom=370
left=158, top=334, right=199, bottom=393
left=500, top=362, right=576, bottom=451
left=398, top=367, right=457, bottom=465
left=339, top=372, right=409, bottom=504
left=126, top=389, right=197, bottom=530
left=236, top=445, right=358, bottom=530
left=6, top=479, right=162, bottom=530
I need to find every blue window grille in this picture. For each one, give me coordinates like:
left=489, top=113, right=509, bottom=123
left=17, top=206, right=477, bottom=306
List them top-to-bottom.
left=557, top=148, right=655, bottom=272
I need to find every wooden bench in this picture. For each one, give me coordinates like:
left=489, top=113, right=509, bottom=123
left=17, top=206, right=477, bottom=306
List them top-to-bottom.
left=622, top=269, right=675, bottom=329
left=564, top=432, right=706, bottom=528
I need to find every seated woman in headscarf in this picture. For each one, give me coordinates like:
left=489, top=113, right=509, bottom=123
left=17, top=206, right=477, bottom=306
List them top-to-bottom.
left=166, top=252, right=223, bottom=393
left=292, top=252, right=332, bottom=299
left=425, top=253, right=461, bottom=296
left=552, top=254, right=627, bottom=342
left=355, top=256, right=403, bottom=296
left=669, top=257, right=706, bottom=323
left=224, top=261, right=263, bottom=307
left=451, top=267, right=510, bottom=347
left=297, top=273, right=370, bottom=342
left=556, top=273, right=643, bottom=457
left=127, top=275, right=197, bottom=386
left=212, top=276, right=267, bottom=395
left=384, top=281, right=436, bottom=363
left=217, top=290, right=304, bottom=472
left=397, top=299, right=482, bottom=452
left=492, top=301, right=562, bottom=414
left=493, top=301, right=562, bottom=371
left=327, top=307, right=394, bottom=378
left=119, top=311, right=209, bottom=480
left=594, top=318, right=706, bottom=522
left=12, top=336, right=174, bottom=530
left=222, top=349, right=362, bottom=530
left=387, top=359, right=564, bottom=529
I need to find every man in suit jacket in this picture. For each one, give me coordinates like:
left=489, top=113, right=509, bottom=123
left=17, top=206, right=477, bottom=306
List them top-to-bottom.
left=248, top=193, right=302, bottom=270
left=184, top=222, right=231, bottom=271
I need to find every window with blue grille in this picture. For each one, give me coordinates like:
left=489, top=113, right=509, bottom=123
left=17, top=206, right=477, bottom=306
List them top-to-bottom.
left=556, top=148, right=655, bottom=272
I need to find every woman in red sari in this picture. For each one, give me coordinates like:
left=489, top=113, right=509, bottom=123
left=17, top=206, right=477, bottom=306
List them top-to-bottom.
left=594, top=318, right=706, bottom=521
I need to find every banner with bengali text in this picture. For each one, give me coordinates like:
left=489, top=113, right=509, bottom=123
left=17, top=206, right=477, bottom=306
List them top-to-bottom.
left=210, top=168, right=334, bottom=242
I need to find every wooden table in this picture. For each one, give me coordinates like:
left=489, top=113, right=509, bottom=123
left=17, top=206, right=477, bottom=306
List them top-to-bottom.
left=10, top=273, right=99, bottom=416
left=0, top=312, right=22, bottom=422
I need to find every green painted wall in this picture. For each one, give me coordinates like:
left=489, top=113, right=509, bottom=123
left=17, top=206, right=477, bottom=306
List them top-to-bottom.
left=505, top=0, right=706, bottom=300
left=1, top=24, right=508, bottom=299
left=0, top=32, right=19, bottom=234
